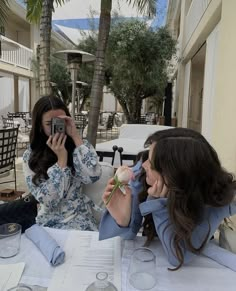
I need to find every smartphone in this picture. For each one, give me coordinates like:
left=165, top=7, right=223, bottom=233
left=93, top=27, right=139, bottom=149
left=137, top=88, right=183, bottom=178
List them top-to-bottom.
left=51, top=117, right=65, bottom=136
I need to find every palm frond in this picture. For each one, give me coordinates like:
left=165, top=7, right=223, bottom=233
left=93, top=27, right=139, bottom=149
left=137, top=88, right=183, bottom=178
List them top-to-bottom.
left=26, top=0, right=43, bottom=24
left=127, top=0, right=156, bottom=18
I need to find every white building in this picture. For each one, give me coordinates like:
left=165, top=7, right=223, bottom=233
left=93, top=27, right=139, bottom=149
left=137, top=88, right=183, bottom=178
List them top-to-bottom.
left=0, top=0, right=72, bottom=117
left=166, top=0, right=236, bottom=173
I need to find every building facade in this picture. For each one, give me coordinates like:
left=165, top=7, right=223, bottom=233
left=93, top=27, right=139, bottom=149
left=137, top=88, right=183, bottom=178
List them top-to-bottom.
left=0, top=0, right=72, bottom=117
left=166, top=0, right=236, bottom=173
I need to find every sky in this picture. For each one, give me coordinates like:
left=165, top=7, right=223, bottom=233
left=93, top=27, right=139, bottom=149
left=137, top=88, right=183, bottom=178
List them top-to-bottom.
left=16, top=0, right=168, bottom=44
left=52, top=0, right=168, bottom=44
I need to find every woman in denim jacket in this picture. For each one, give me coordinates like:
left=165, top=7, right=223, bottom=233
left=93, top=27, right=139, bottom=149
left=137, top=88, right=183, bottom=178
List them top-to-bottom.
left=99, top=128, right=236, bottom=269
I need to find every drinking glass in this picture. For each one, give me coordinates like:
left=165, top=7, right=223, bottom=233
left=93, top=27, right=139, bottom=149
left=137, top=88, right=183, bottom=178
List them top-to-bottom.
left=0, top=223, right=21, bottom=258
left=127, top=247, right=157, bottom=290
left=85, top=272, right=118, bottom=291
left=7, top=285, right=32, bottom=291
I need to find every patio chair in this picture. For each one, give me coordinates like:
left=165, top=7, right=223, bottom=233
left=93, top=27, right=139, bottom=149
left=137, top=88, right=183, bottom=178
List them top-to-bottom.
left=74, top=113, right=87, bottom=137
left=97, top=114, right=114, bottom=140
left=139, top=114, right=147, bottom=124
left=2, top=117, right=29, bottom=156
left=2, top=117, right=15, bottom=128
left=13, top=117, right=30, bottom=133
left=0, top=127, right=19, bottom=190
left=96, top=145, right=118, bottom=166
left=117, top=147, right=137, bottom=166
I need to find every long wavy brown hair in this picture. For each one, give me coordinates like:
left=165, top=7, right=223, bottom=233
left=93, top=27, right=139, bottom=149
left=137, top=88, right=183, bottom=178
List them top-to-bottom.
left=29, top=95, right=76, bottom=185
left=139, top=128, right=236, bottom=270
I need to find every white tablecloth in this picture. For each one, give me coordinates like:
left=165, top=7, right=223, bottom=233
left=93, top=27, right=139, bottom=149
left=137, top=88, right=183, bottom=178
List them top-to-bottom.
left=96, top=124, right=173, bottom=167
left=119, top=124, right=173, bottom=139
left=96, top=138, right=146, bottom=166
left=1, top=228, right=236, bottom=291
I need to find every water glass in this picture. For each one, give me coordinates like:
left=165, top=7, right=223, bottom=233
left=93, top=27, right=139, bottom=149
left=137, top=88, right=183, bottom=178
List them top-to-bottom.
left=0, top=223, right=21, bottom=258
left=127, top=247, right=157, bottom=290
left=7, top=285, right=32, bottom=291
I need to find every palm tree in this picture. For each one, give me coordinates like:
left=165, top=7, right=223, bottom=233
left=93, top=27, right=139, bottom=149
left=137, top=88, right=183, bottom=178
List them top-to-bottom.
left=0, top=0, right=9, bottom=28
left=26, top=0, right=67, bottom=97
left=87, top=0, right=156, bottom=146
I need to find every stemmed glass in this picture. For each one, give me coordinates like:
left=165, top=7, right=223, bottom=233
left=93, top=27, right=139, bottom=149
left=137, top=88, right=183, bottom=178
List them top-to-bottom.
left=127, top=247, right=157, bottom=290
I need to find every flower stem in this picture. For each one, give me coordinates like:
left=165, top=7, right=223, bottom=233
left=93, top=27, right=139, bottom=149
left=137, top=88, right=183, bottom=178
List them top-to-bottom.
left=105, top=176, right=121, bottom=206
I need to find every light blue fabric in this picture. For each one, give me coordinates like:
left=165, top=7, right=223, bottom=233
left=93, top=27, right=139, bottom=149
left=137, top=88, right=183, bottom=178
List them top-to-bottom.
left=99, top=161, right=236, bottom=267
left=25, top=224, right=65, bottom=266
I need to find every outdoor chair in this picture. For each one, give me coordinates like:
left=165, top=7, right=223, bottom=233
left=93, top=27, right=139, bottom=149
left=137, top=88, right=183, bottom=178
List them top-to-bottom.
left=74, top=113, right=87, bottom=137
left=97, top=114, right=114, bottom=140
left=139, top=114, right=147, bottom=124
left=2, top=117, right=29, bottom=156
left=2, top=117, right=15, bottom=128
left=13, top=117, right=30, bottom=133
left=0, top=127, right=19, bottom=190
left=96, top=145, right=118, bottom=166
left=118, top=147, right=137, bottom=166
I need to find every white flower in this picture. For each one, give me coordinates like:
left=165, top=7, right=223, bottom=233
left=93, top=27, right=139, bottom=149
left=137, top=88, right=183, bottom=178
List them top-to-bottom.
left=115, top=165, right=134, bottom=184
left=105, top=166, right=134, bottom=205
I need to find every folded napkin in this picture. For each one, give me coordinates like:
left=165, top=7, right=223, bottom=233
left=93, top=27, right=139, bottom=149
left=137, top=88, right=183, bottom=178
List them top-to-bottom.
left=25, top=224, right=65, bottom=266
left=202, top=242, right=236, bottom=272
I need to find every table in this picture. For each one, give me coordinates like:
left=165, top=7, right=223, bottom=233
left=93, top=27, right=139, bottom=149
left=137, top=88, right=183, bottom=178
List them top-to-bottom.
left=96, top=124, right=174, bottom=167
left=119, top=124, right=174, bottom=139
left=96, top=138, right=146, bottom=167
left=1, top=228, right=236, bottom=291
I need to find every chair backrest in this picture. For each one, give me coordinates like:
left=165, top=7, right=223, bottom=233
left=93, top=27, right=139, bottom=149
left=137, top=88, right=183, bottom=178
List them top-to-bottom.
left=8, top=112, right=29, bottom=121
left=74, top=114, right=87, bottom=128
left=139, top=114, right=147, bottom=124
left=106, top=115, right=114, bottom=130
left=2, top=117, right=15, bottom=128
left=0, top=127, right=18, bottom=173
left=0, top=127, right=18, bottom=190
left=96, top=145, right=118, bottom=166
left=118, top=147, right=137, bottom=166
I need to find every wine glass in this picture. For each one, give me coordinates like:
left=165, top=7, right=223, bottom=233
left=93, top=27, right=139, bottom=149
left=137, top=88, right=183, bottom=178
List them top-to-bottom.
left=127, top=247, right=157, bottom=290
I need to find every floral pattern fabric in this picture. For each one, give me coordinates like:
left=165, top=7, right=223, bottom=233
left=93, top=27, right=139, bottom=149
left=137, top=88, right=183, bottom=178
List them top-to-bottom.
left=23, top=140, right=101, bottom=231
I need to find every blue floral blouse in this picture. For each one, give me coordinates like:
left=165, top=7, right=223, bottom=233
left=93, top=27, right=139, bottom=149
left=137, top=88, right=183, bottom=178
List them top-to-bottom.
left=22, top=140, right=102, bottom=231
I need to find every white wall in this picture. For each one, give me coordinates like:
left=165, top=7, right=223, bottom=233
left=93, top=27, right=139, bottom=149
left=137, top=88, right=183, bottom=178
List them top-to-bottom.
left=201, top=23, right=219, bottom=142
left=182, top=60, right=191, bottom=127
left=0, top=73, right=14, bottom=116
left=18, top=77, right=30, bottom=112
left=103, top=89, right=116, bottom=112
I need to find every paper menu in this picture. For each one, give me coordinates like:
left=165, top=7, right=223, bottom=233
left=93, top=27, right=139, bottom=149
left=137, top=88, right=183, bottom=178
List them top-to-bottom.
left=48, top=230, right=121, bottom=291
left=0, top=262, right=25, bottom=291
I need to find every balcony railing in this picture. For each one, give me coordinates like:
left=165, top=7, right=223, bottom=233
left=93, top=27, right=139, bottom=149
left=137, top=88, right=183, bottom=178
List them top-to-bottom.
left=184, top=0, right=212, bottom=49
left=0, top=35, right=33, bottom=70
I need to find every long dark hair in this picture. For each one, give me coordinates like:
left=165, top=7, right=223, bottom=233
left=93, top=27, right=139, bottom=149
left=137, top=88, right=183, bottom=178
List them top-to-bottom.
left=29, top=95, right=76, bottom=185
left=140, top=127, right=236, bottom=269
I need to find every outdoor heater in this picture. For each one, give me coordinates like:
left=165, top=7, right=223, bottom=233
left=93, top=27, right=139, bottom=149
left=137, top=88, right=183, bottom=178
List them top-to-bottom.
left=53, top=50, right=95, bottom=118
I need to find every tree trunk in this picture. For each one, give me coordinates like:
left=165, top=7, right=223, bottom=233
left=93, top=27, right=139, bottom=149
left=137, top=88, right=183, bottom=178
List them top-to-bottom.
left=39, top=0, right=53, bottom=97
left=87, top=0, right=112, bottom=146
left=118, top=95, right=142, bottom=123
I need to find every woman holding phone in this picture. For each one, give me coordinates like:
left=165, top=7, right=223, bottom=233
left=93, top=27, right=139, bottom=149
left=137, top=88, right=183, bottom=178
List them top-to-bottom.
left=23, top=95, right=101, bottom=230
